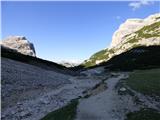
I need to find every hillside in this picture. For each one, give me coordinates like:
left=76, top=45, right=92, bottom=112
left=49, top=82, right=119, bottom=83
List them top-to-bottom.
left=82, top=13, right=160, bottom=68
left=103, top=45, right=160, bottom=70
left=1, top=46, right=77, bottom=75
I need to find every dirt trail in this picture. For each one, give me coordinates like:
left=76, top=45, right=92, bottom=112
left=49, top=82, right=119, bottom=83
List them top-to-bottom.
left=76, top=74, right=130, bottom=120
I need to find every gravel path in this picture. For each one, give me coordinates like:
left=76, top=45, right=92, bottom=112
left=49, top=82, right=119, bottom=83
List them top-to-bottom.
left=76, top=74, right=133, bottom=120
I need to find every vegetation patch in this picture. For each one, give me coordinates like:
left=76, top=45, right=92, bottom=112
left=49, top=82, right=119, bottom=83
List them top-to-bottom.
left=125, top=21, right=160, bottom=45
left=135, top=21, right=160, bottom=38
left=81, top=46, right=160, bottom=70
left=82, top=48, right=116, bottom=68
left=82, top=49, right=108, bottom=67
left=126, top=69, right=160, bottom=97
left=41, top=99, right=79, bottom=120
left=126, top=108, right=160, bottom=120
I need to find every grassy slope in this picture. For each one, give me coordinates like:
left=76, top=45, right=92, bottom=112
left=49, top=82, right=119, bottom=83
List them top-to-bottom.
left=78, top=46, right=160, bottom=71
left=103, top=46, right=160, bottom=71
left=82, top=49, right=114, bottom=68
left=82, top=49, right=108, bottom=68
left=125, top=69, right=160, bottom=120
left=126, top=69, right=160, bottom=97
left=41, top=99, right=78, bottom=120
left=126, top=108, right=160, bottom=120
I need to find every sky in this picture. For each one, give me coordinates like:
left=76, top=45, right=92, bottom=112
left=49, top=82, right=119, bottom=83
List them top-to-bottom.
left=1, top=1, right=160, bottom=62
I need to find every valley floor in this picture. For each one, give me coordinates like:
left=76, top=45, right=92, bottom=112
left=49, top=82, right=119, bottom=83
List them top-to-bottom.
left=2, top=57, right=160, bottom=120
left=2, top=58, right=108, bottom=120
left=41, top=68, right=160, bottom=120
left=76, top=69, right=160, bottom=120
left=76, top=74, right=128, bottom=120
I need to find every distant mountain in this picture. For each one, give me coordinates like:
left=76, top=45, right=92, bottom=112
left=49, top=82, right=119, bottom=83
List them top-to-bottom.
left=82, top=13, right=160, bottom=68
left=1, top=36, right=36, bottom=57
left=57, top=60, right=82, bottom=68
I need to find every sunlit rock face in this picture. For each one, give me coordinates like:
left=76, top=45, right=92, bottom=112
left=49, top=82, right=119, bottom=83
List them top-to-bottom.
left=82, top=13, right=160, bottom=67
left=111, top=13, right=160, bottom=48
left=1, top=36, right=36, bottom=57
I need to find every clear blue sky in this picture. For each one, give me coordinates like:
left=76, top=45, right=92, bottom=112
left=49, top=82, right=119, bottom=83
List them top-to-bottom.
left=2, top=1, right=160, bottom=62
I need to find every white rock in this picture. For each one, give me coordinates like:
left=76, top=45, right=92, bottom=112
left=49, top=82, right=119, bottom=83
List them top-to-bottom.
left=110, top=13, right=160, bottom=48
left=1, top=36, right=36, bottom=56
left=57, top=60, right=82, bottom=67
left=95, top=60, right=104, bottom=65
left=119, top=87, right=126, bottom=92
left=40, top=98, right=50, bottom=104
left=17, top=102, right=22, bottom=105
left=19, top=111, right=31, bottom=117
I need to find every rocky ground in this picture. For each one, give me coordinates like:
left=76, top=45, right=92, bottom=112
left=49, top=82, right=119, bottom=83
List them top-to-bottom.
left=2, top=57, right=159, bottom=120
left=1, top=58, right=107, bottom=120
left=75, top=72, right=160, bottom=120
left=76, top=73, right=132, bottom=120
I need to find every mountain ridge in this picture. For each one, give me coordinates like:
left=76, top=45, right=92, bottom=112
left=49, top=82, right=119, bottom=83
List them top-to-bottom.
left=82, top=13, right=160, bottom=68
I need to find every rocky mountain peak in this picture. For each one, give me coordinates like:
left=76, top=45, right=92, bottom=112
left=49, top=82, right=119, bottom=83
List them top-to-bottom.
left=82, top=13, right=160, bottom=68
left=111, top=13, right=160, bottom=48
left=1, top=36, right=36, bottom=57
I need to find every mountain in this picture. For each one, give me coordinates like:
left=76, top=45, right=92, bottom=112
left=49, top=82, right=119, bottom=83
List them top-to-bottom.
left=82, top=13, right=160, bottom=68
left=111, top=13, right=160, bottom=47
left=1, top=36, right=36, bottom=57
left=1, top=45, right=78, bottom=75
left=99, top=45, right=160, bottom=71
left=57, top=60, right=82, bottom=68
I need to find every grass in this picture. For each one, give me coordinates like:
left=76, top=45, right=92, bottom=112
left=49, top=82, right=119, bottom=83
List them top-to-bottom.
left=124, top=21, right=160, bottom=45
left=136, top=21, right=160, bottom=38
left=81, top=46, right=160, bottom=70
left=82, top=48, right=115, bottom=68
left=82, top=49, right=108, bottom=67
left=126, top=69, right=160, bottom=97
left=41, top=99, right=79, bottom=120
left=126, top=108, right=160, bottom=120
